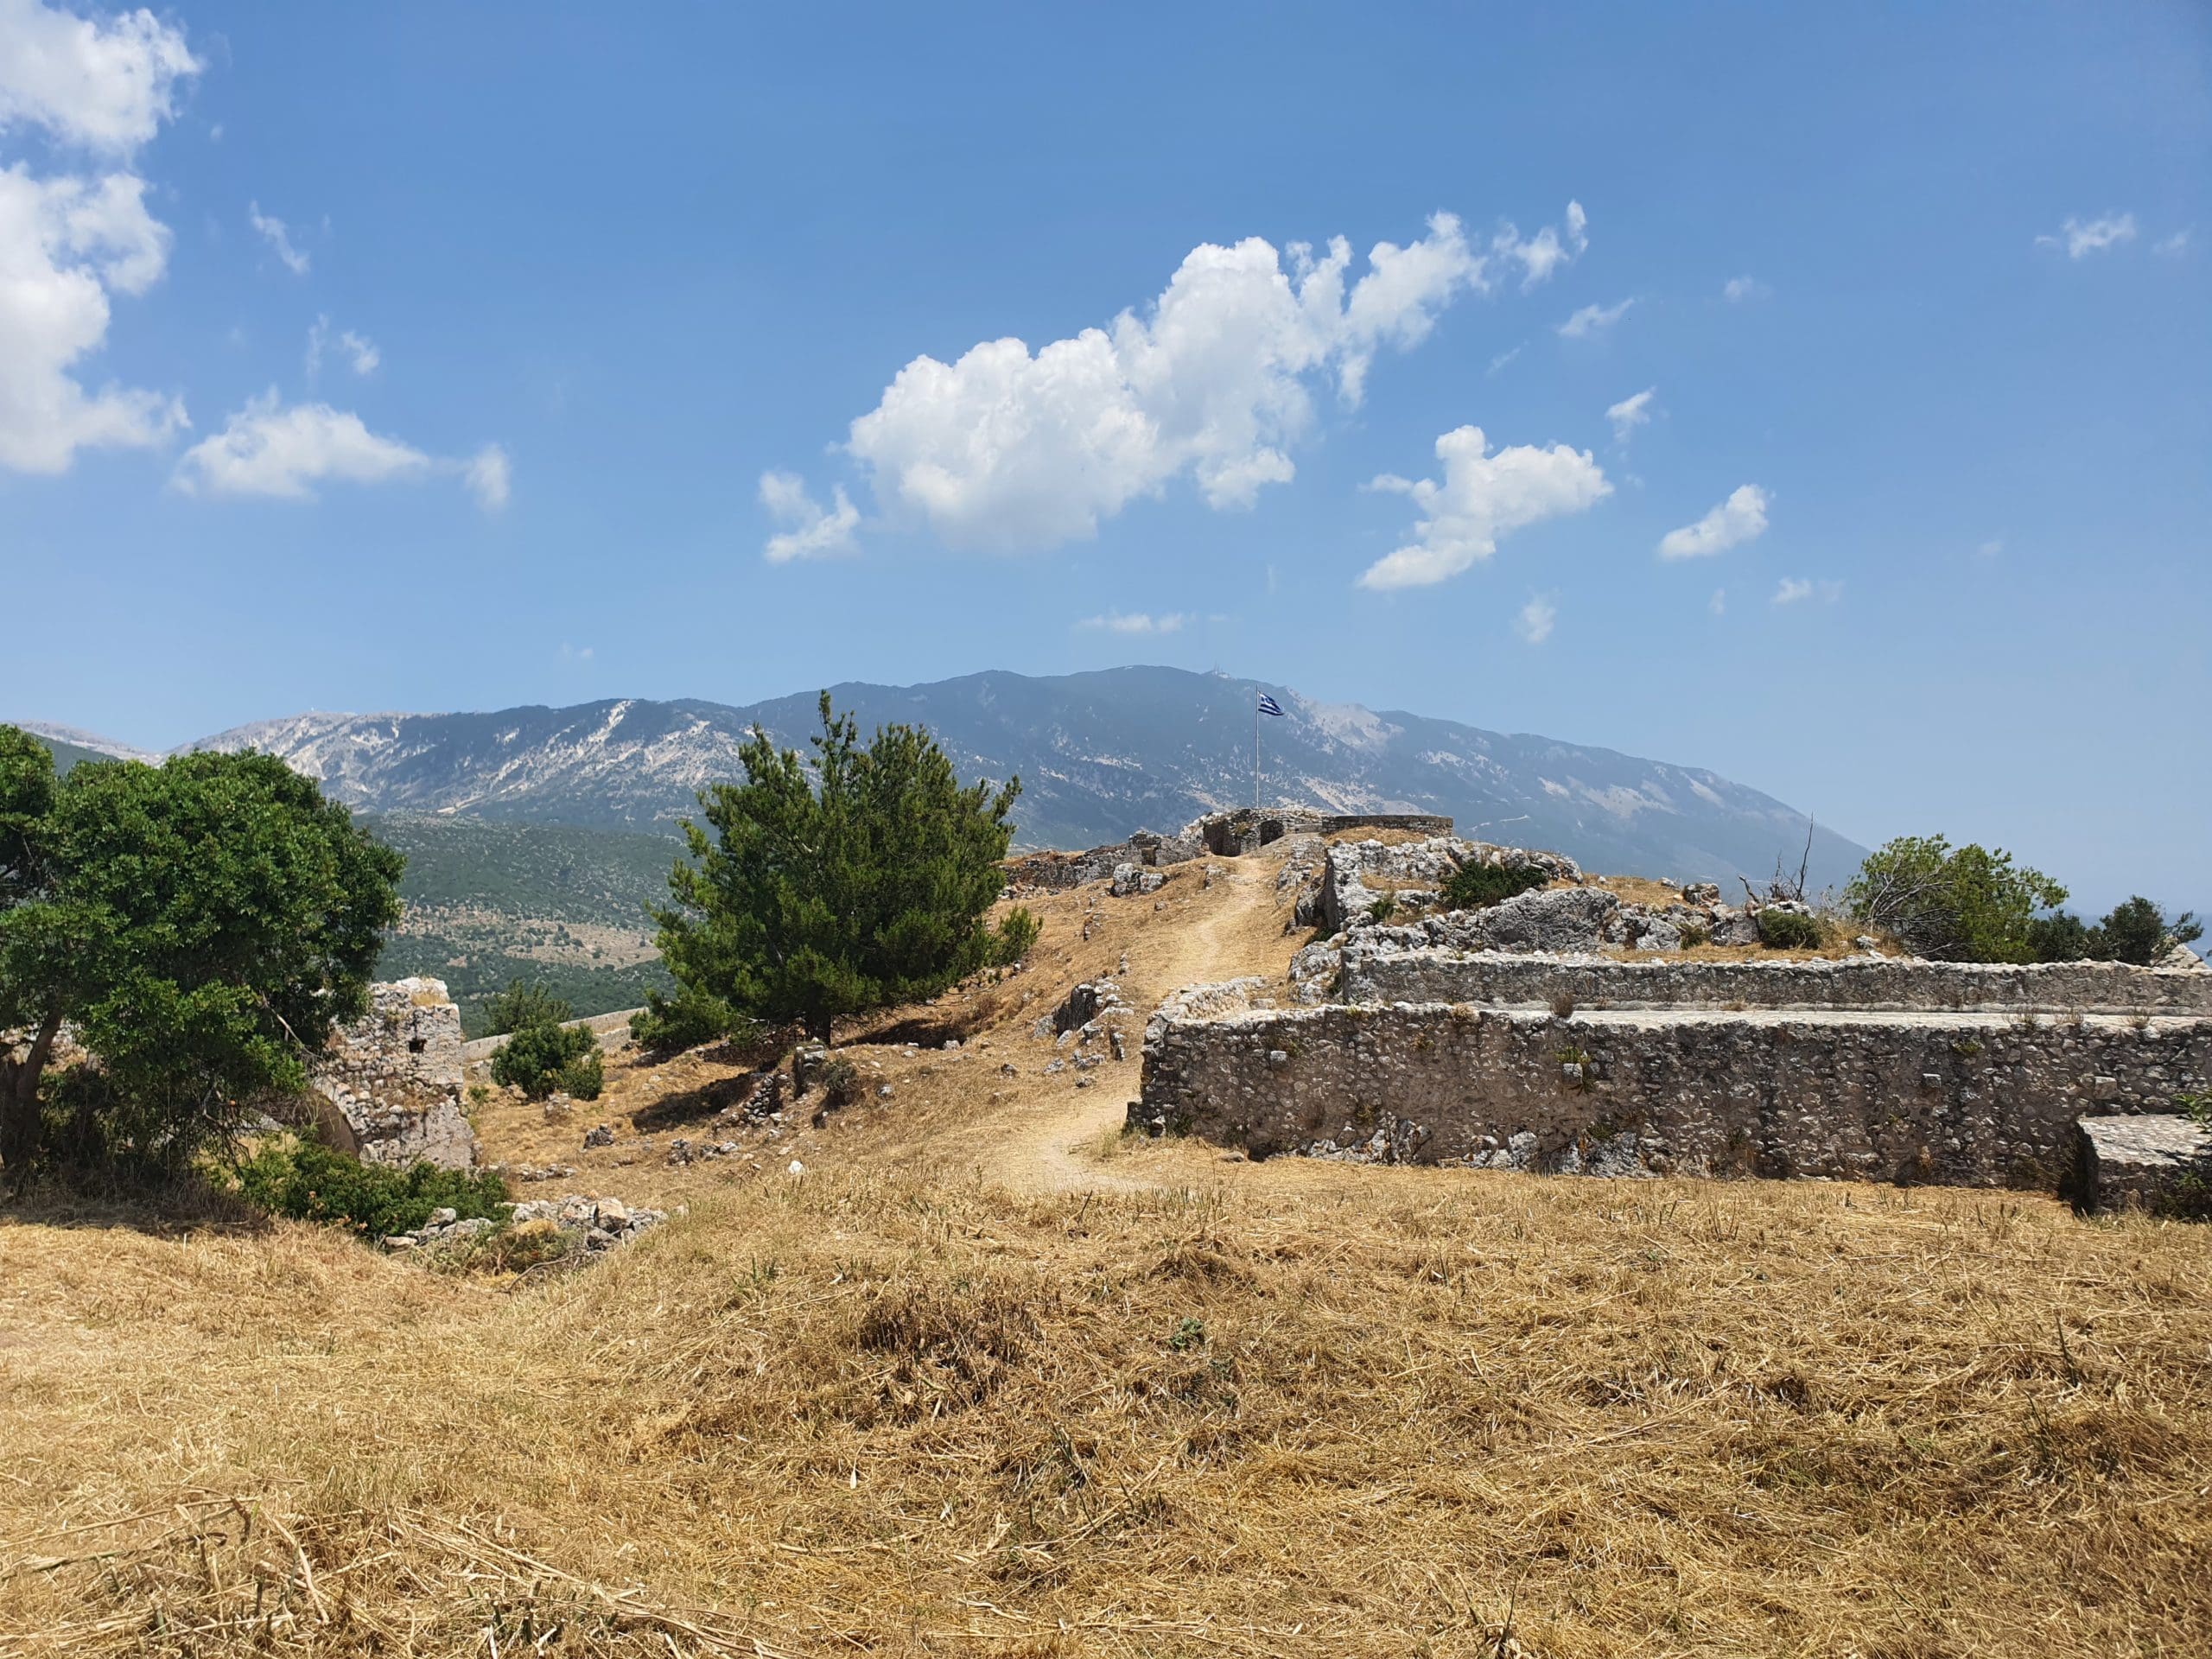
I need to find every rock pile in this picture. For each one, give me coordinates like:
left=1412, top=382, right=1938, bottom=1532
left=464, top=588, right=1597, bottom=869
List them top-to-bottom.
left=508, top=1194, right=668, bottom=1251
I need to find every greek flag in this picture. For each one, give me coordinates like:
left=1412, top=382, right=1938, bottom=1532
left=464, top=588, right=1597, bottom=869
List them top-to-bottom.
left=1255, top=693, right=1284, bottom=717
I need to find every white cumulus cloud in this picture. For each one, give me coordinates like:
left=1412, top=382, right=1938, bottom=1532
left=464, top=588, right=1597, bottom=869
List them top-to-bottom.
left=0, top=0, right=199, bottom=154
left=0, top=3, right=197, bottom=474
left=248, top=200, right=309, bottom=275
left=772, top=205, right=1588, bottom=557
left=2037, top=213, right=2136, bottom=258
left=1723, top=275, right=1770, bottom=303
left=1557, top=297, right=1633, bottom=339
left=1605, top=386, right=1657, bottom=443
left=175, top=391, right=505, bottom=510
left=1357, top=425, right=1611, bottom=591
left=760, top=469, right=859, bottom=563
left=1656, top=484, right=1769, bottom=561
left=1515, top=593, right=1557, bottom=645
left=1077, top=611, right=1190, bottom=635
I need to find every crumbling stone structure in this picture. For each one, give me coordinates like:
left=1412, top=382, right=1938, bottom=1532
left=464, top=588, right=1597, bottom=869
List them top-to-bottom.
left=1196, top=809, right=1454, bottom=858
left=1135, top=838, right=2212, bottom=1196
left=313, top=976, right=477, bottom=1169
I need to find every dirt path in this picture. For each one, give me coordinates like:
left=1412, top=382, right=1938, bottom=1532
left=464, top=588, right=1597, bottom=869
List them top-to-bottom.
left=986, top=849, right=1294, bottom=1195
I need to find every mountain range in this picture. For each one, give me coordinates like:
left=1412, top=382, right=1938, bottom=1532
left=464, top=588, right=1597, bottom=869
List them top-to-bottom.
left=21, top=667, right=1867, bottom=889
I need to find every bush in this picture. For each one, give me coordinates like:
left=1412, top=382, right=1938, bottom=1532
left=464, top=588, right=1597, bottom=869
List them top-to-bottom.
left=1844, top=836, right=2066, bottom=963
left=1442, top=861, right=1548, bottom=912
left=1366, top=893, right=1398, bottom=925
left=2027, top=897, right=2200, bottom=965
left=992, top=906, right=1041, bottom=966
left=1756, top=909, right=1827, bottom=950
left=630, top=986, right=759, bottom=1056
left=490, top=1017, right=602, bottom=1100
left=819, top=1057, right=860, bottom=1106
left=237, top=1138, right=509, bottom=1240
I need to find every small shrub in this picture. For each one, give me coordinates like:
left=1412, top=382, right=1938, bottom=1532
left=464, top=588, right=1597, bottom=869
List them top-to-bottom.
left=1442, top=861, right=1548, bottom=912
left=1367, top=893, right=1398, bottom=925
left=992, top=906, right=1041, bottom=966
left=1757, top=909, right=1827, bottom=950
left=1677, top=924, right=1710, bottom=949
left=630, top=988, right=760, bottom=1057
left=1550, top=990, right=1576, bottom=1020
left=491, top=1018, right=601, bottom=1100
left=820, top=1057, right=861, bottom=1107
left=237, top=1138, right=508, bottom=1240
left=1167, top=1316, right=1207, bottom=1351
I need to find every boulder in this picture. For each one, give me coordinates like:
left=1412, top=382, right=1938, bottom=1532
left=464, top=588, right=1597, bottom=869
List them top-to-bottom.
left=2073, top=1115, right=2212, bottom=1217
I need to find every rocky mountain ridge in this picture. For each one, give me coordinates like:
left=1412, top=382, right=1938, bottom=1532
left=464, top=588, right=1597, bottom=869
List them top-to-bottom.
left=22, top=667, right=1868, bottom=888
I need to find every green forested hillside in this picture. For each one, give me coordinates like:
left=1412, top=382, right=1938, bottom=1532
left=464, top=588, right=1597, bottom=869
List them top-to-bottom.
left=365, top=814, right=678, bottom=1034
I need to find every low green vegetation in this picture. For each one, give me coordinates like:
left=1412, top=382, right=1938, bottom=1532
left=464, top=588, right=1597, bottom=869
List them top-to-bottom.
left=650, top=694, right=1039, bottom=1044
left=1, top=728, right=402, bottom=1181
left=1847, top=833, right=2198, bottom=965
left=1442, top=861, right=1549, bottom=911
left=1756, top=908, right=1827, bottom=950
left=484, top=980, right=605, bottom=1100
left=236, top=1137, right=510, bottom=1240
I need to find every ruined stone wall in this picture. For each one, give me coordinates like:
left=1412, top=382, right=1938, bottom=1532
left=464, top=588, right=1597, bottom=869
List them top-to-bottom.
left=1194, top=810, right=1454, bottom=858
left=1340, top=950, right=2212, bottom=1017
left=313, top=976, right=476, bottom=1169
left=1137, top=994, right=2212, bottom=1189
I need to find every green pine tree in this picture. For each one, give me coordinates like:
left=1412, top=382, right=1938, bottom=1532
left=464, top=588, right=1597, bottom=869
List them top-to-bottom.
left=640, top=694, right=1036, bottom=1046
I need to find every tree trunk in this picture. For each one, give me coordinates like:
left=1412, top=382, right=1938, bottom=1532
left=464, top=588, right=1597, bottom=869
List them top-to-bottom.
left=0, top=1009, right=60, bottom=1173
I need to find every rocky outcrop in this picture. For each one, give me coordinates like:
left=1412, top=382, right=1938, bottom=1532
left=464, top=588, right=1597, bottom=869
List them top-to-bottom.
left=314, top=978, right=476, bottom=1170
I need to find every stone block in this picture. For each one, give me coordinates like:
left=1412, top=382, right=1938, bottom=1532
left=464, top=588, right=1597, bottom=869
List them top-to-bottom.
left=2073, top=1114, right=2212, bottom=1216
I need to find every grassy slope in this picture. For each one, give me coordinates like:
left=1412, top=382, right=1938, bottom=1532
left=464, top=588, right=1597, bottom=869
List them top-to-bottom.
left=3, top=844, right=2209, bottom=1656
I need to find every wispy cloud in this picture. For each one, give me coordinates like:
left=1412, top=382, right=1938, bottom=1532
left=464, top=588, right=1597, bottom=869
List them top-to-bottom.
left=248, top=200, right=310, bottom=275
left=2037, top=213, right=2136, bottom=259
left=2154, top=228, right=2190, bottom=257
left=1723, top=275, right=1770, bottom=303
left=1557, top=297, right=1633, bottom=339
left=306, top=315, right=379, bottom=379
left=1487, top=343, right=1523, bottom=376
left=1605, top=386, right=1657, bottom=444
left=759, top=470, right=859, bottom=562
left=1656, top=484, right=1768, bottom=561
left=1976, top=538, right=2003, bottom=560
left=1772, top=576, right=1842, bottom=607
left=1708, top=588, right=1726, bottom=617
left=1516, top=593, right=1557, bottom=645
left=1077, top=611, right=1192, bottom=635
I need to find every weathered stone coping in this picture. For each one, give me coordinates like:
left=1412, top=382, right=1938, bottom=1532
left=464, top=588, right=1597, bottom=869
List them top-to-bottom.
left=1338, top=949, right=2212, bottom=1016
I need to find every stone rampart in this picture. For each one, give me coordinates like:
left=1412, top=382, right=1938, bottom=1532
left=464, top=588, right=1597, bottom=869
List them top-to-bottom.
left=1194, top=810, right=1453, bottom=858
left=1340, top=950, right=2212, bottom=1017
left=313, top=976, right=477, bottom=1169
left=1136, top=991, right=2212, bottom=1189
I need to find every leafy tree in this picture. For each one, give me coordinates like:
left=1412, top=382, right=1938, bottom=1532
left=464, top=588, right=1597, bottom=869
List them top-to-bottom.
left=652, top=694, right=1037, bottom=1043
left=0, top=734, right=404, bottom=1176
left=1843, top=835, right=2067, bottom=963
left=2031, top=897, right=2202, bottom=965
left=630, top=984, right=757, bottom=1056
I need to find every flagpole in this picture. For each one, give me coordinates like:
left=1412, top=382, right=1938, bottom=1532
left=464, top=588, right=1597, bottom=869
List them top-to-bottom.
left=1252, top=687, right=1261, bottom=810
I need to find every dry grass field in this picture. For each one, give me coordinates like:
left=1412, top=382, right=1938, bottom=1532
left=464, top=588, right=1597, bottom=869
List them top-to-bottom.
left=3, top=846, right=2209, bottom=1656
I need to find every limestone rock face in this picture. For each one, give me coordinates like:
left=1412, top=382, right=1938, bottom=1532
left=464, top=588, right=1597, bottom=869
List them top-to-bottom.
left=313, top=977, right=476, bottom=1170
left=2074, top=1114, right=2212, bottom=1216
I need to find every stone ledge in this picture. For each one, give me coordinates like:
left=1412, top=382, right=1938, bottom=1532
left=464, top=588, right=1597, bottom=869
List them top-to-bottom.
left=2074, top=1114, right=2212, bottom=1216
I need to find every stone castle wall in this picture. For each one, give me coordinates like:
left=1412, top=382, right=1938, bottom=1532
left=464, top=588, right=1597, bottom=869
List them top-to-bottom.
left=1339, top=950, right=2212, bottom=1017
left=312, top=976, right=476, bottom=1169
left=1136, top=990, right=2212, bottom=1189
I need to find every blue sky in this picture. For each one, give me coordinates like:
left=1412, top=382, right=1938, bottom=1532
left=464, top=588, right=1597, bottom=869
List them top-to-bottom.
left=2, top=1, right=2206, bottom=911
